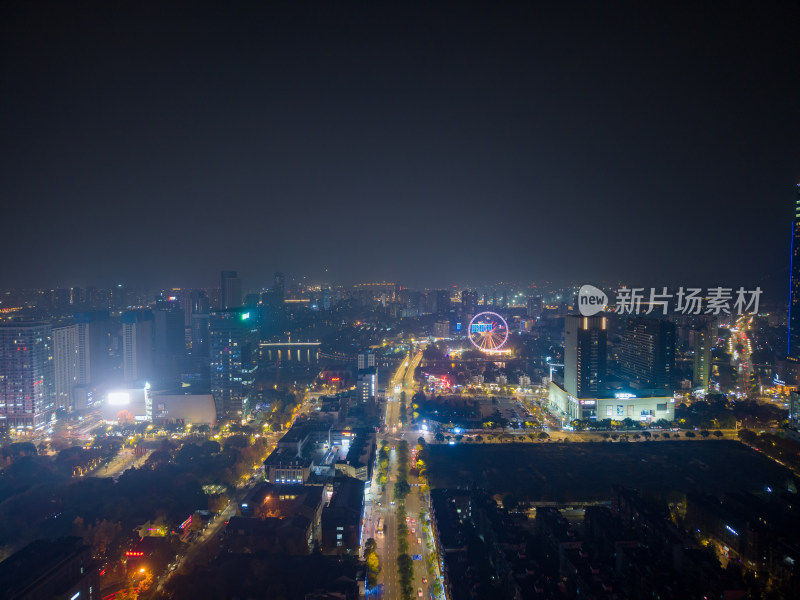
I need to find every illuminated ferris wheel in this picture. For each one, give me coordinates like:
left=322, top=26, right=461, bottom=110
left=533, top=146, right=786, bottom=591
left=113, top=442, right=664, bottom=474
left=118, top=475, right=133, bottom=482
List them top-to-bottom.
left=468, top=311, right=509, bottom=352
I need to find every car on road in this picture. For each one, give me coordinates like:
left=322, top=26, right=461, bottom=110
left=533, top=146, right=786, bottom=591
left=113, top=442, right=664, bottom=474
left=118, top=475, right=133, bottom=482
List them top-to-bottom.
left=422, top=577, right=427, bottom=584
left=417, top=588, right=423, bottom=597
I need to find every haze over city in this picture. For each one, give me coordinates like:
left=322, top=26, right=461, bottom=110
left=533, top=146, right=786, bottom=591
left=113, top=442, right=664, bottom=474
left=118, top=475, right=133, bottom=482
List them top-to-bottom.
left=2, top=2, right=799, bottom=288
left=2, top=3, right=800, bottom=600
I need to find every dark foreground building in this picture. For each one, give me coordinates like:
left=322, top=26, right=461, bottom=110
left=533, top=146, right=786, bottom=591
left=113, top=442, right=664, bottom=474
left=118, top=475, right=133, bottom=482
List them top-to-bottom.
left=0, top=537, right=99, bottom=600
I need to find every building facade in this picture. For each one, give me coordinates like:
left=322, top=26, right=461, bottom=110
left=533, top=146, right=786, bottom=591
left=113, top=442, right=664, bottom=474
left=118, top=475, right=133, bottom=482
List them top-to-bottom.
left=789, top=182, right=800, bottom=360
left=220, top=270, right=243, bottom=310
left=209, top=308, right=259, bottom=421
left=121, top=310, right=154, bottom=383
left=564, top=315, right=607, bottom=398
left=618, top=317, right=675, bottom=390
left=0, top=322, right=54, bottom=429
left=52, top=324, right=78, bottom=411
left=693, top=325, right=713, bottom=390
left=549, top=381, right=674, bottom=423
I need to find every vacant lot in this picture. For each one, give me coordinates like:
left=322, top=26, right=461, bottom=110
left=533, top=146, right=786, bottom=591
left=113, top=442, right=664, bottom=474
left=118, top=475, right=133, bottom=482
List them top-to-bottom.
left=427, top=440, right=798, bottom=502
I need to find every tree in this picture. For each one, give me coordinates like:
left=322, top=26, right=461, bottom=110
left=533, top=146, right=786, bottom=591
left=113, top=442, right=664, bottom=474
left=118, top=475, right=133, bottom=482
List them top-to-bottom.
left=116, top=409, right=135, bottom=424
left=700, top=430, right=711, bottom=438
left=713, top=430, right=724, bottom=438
left=641, top=431, right=651, bottom=439
left=685, top=431, right=696, bottom=438
left=434, top=432, right=444, bottom=442
left=502, top=493, right=519, bottom=511
left=365, top=537, right=380, bottom=588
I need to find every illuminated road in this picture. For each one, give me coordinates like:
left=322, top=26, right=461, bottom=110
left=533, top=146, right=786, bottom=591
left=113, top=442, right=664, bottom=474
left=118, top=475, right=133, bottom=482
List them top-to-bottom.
left=729, top=314, right=755, bottom=396
left=372, top=349, right=442, bottom=600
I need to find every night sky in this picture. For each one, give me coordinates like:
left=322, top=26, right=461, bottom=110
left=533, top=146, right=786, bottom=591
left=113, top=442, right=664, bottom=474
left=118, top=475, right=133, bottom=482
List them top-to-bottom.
left=2, top=2, right=799, bottom=291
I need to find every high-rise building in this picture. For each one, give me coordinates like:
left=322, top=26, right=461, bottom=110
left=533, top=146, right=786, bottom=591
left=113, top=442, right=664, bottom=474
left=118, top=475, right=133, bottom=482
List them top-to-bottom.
left=789, top=182, right=800, bottom=360
left=220, top=270, right=242, bottom=310
left=273, top=272, right=286, bottom=304
left=321, top=288, right=331, bottom=311
left=190, top=289, right=210, bottom=315
left=190, top=290, right=210, bottom=357
left=435, top=290, right=451, bottom=314
left=461, top=290, right=478, bottom=315
left=527, top=296, right=543, bottom=318
left=152, top=298, right=185, bottom=384
left=209, top=308, right=259, bottom=420
left=74, top=311, right=111, bottom=386
left=121, top=311, right=154, bottom=383
left=564, top=315, right=607, bottom=398
left=618, top=317, right=675, bottom=390
left=434, top=320, right=450, bottom=338
left=0, top=322, right=54, bottom=429
left=53, top=324, right=78, bottom=411
left=693, top=326, right=712, bottom=390
left=356, top=349, right=378, bottom=409
left=357, top=350, right=376, bottom=371
left=357, top=370, right=377, bottom=404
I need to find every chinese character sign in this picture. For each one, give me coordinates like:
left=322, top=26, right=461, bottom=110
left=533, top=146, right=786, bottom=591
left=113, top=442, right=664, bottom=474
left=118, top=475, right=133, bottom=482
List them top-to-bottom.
left=579, top=285, right=761, bottom=316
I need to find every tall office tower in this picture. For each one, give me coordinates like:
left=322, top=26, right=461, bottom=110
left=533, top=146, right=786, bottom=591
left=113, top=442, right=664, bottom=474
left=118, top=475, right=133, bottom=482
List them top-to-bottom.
left=789, top=182, right=800, bottom=360
left=220, top=271, right=242, bottom=309
left=262, top=272, right=287, bottom=332
left=273, top=272, right=286, bottom=304
left=70, top=287, right=83, bottom=308
left=321, top=288, right=331, bottom=311
left=52, top=289, right=71, bottom=314
left=190, top=289, right=210, bottom=314
left=461, top=289, right=478, bottom=315
left=190, top=290, right=210, bottom=357
left=435, top=290, right=451, bottom=314
left=244, top=293, right=260, bottom=307
left=527, top=296, right=543, bottom=318
left=152, top=297, right=185, bottom=384
left=209, top=308, right=259, bottom=420
left=121, top=310, right=154, bottom=383
left=73, top=312, right=110, bottom=386
left=564, top=315, right=607, bottom=398
left=618, top=317, right=675, bottom=390
left=75, top=321, right=91, bottom=386
left=0, top=322, right=54, bottom=429
left=53, top=324, right=78, bottom=410
left=693, top=326, right=712, bottom=390
left=356, top=349, right=378, bottom=409
left=357, top=349, right=376, bottom=370
left=357, top=369, right=377, bottom=404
